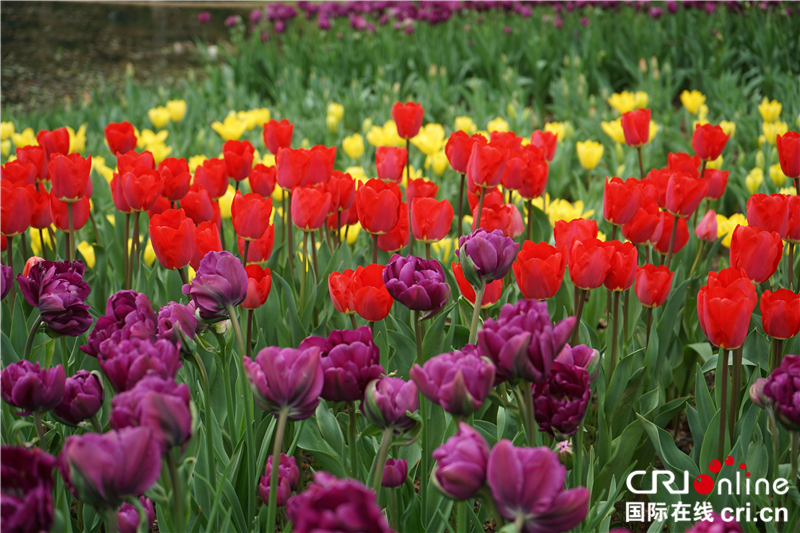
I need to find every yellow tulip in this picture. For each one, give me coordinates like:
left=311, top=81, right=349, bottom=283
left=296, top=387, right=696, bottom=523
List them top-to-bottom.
left=680, top=90, right=706, bottom=114
left=607, top=91, right=637, bottom=114
left=634, top=91, right=649, bottom=109
left=758, top=97, right=782, bottom=123
left=166, top=99, right=187, bottom=122
left=327, top=102, right=344, bottom=122
left=506, top=103, right=518, bottom=121
left=697, top=104, right=709, bottom=121
left=148, top=106, right=171, bottom=129
left=246, top=108, right=270, bottom=130
left=211, top=113, right=246, bottom=141
left=326, top=114, right=340, bottom=133
left=454, top=116, right=477, bottom=134
left=487, top=117, right=509, bottom=133
left=362, top=118, right=373, bottom=134
left=382, top=120, right=405, bottom=146
left=601, top=120, right=626, bottom=144
left=720, top=120, right=736, bottom=138
left=1, top=121, right=15, bottom=141
left=762, top=121, right=788, bottom=146
left=544, top=122, right=565, bottom=142
left=648, top=122, right=659, bottom=143
left=411, top=123, right=446, bottom=156
left=365, top=125, right=387, bottom=147
left=11, top=127, right=38, bottom=148
left=138, top=129, right=168, bottom=149
left=475, top=131, right=490, bottom=141
left=342, top=134, right=365, bottom=159
left=758, top=135, right=767, bottom=149
left=1, top=140, right=10, bottom=157
left=575, top=140, right=604, bottom=170
left=149, top=143, right=173, bottom=164
left=425, top=150, right=450, bottom=177
left=755, top=151, right=765, bottom=170
left=262, top=153, right=276, bottom=167
left=189, top=155, right=208, bottom=173
left=706, top=155, right=723, bottom=170
left=91, top=156, right=115, bottom=184
left=769, top=164, right=787, bottom=187
left=401, top=165, right=422, bottom=188
left=345, top=166, right=368, bottom=186
left=745, top=168, right=764, bottom=194
left=219, top=185, right=236, bottom=218
left=271, top=185, right=284, bottom=203
left=779, top=187, right=797, bottom=196
left=530, top=193, right=551, bottom=214
left=544, top=198, right=594, bottom=227
left=716, top=213, right=747, bottom=248
left=106, top=214, right=116, bottom=227
left=337, top=222, right=362, bottom=245
left=28, top=226, right=54, bottom=256
left=596, top=231, right=607, bottom=242
left=432, top=238, right=454, bottom=263
left=143, top=240, right=156, bottom=267
left=77, top=241, right=96, bottom=268
left=188, top=266, right=196, bottom=282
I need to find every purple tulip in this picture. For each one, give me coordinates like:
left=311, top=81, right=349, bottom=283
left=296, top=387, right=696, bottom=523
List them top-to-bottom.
left=666, top=1, right=679, bottom=13
left=649, top=6, right=663, bottom=18
left=250, top=9, right=263, bottom=22
left=197, top=11, right=211, bottom=24
left=226, top=15, right=241, bottom=27
left=319, top=16, right=332, bottom=29
left=275, top=20, right=286, bottom=33
left=456, top=229, right=518, bottom=287
left=183, top=251, right=248, bottom=320
left=383, top=254, right=450, bottom=313
left=17, top=260, right=92, bottom=336
left=1, top=264, right=11, bottom=300
left=81, top=291, right=157, bottom=358
left=478, top=300, right=575, bottom=385
left=157, top=301, right=197, bottom=346
left=299, top=327, right=385, bottom=402
left=98, top=337, right=181, bottom=393
left=555, top=343, right=599, bottom=373
left=243, top=345, right=324, bottom=420
left=410, top=345, right=495, bottom=418
left=762, top=354, right=800, bottom=431
left=0, top=361, right=65, bottom=415
left=532, top=361, right=591, bottom=438
left=53, top=370, right=104, bottom=425
left=110, top=376, right=192, bottom=454
left=362, top=377, right=419, bottom=432
left=749, top=377, right=771, bottom=409
left=431, top=422, right=489, bottom=500
left=58, top=427, right=162, bottom=509
left=488, top=440, right=589, bottom=532
left=1, top=445, right=56, bottom=533
left=259, top=453, right=300, bottom=507
left=382, top=458, right=407, bottom=488
left=286, top=472, right=392, bottom=533
left=118, top=496, right=156, bottom=533
left=687, top=513, right=743, bottom=533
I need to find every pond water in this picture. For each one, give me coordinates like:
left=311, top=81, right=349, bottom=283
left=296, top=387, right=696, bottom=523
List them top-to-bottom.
left=1, top=1, right=250, bottom=113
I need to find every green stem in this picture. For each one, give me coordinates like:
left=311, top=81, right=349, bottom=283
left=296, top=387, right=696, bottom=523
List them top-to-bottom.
left=637, top=147, right=644, bottom=181
left=457, top=173, right=465, bottom=240
left=475, top=187, right=486, bottom=228
left=287, top=190, right=295, bottom=273
left=526, top=199, right=533, bottom=241
left=67, top=202, right=76, bottom=262
left=131, top=211, right=141, bottom=287
left=123, top=213, right=130, bottom=289
left=664, top=216, right=678, bottom=270
left=39, top=228, right=48, bottom=261
left=310, top=231, right=319, bottom=278
left=300, top=232, right=309, bottom=309
left=372, top=233, right=379, bottom=265
left=689, top=240, right=706, bottom=279
left=425, top=242, right=431, bottom=261
left=787, top=243, right=795, bottom=291
left=468, top=281, right=486, bottom=345
left=622, top=288, right=630, bottom=347
left=570, top=289, right=586, bottom=346
left=610, top=291, right=621, bottom=378
left=645, top=308, right=653, bottom=351
left=246, top=309, right=254, bottom=357
left=415, top=309, right=429, bottom=521
left=350, top=314, right=358, bottom=329
left=23, top=315, right=43, bottom=361
left=216, top=333, right=237, bottom=454
left=60, top=336, right=70, bottom=376
left=729, top=347, right=742, bottom=445
left=718, top=349, right=729, bottom=459
left=187, top=351, right=215, bottom=513
left=520, top=383, right=537, bottom=447
left=348, top=401, right=360, bottom=480
left=267, top=409, right=290, bottom=533
left=33, top=410, right=46, bottom=448
left=767, top=410, right=780, bottom=483
left=90, top=414, right=103, bottom=433
left=574, top=423, right=584, bottom=489
left=372, top=427, right=394, bottom=493
left=791, top=432, right=799, bottom=487
left=166, top=450, right=185, bottom=533
left=478, top=487, right=505, bottom=529
left=391, top=489, right=400, bottom=533
left=457, top=500, right=468, bottom=533
left=104, top=508, right=119, bottom=533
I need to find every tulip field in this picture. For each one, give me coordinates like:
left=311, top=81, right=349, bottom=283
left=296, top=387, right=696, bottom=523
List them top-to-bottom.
left=3, top=2, right=800, bottom=533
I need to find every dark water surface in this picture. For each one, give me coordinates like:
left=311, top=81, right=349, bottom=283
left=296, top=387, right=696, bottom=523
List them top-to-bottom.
left=1, top=1, right=251, bottom=113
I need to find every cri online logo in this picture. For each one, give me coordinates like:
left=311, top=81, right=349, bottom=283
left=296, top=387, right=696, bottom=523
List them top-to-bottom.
left=693, top=456, right=744, bottom=495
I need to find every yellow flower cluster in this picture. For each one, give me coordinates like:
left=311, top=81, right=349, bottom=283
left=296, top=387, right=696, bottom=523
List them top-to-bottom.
left=680, top=90, right=706, bottom=115
left=607, top=91, right=649, bottom=114
left=758, top=97, right=786, bottom=147
left=148, top=100, right=187, bottom=129
left=326, top=102, right=344, bottom=133
left=211, top=108, right=270, bottom=141
left=455, top=116, right=477, bottom=134
left=600, top=118, right=658, bottom=144
left=366, top=120, right=405, bottom=147
left=134, top=127, right=172, bottom=164
left=342, top=133, right=364, bottom=159
left=575, top=140, right=604, bottom=170
left=745, top=167, right=763, bottom=194
left=529, top=193, right=595, bottom=227
left=716, top=213, right=747, bottom=248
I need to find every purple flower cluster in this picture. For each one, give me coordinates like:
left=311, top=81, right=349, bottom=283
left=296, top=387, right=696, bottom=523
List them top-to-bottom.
left=383, top=254, right=450, bottom=313
left=17, top=260, right=92, bottom=337
left=81, top=290, right=158, bottom=358
left=762, top=354, right=800, bottom=431
left=532, top=360, right=591, bottom=438
left=1, top=361, right=65, bottom=415
left=53, top=370, right=104, bottom=425
left=1, top=445, right=57, bottom=533
left=259, top=453, right=300, bottom=507
left=118, top=496, right=156, bottom=533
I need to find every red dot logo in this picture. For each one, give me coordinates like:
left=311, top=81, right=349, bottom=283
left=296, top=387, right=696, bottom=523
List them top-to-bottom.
left=724, top=456, right=734, bottom=466
left=708, top=460, right=722, bottom=473
left=739, top=462, right=747, bottom=470
left=694, top=474, right=714, bottom=494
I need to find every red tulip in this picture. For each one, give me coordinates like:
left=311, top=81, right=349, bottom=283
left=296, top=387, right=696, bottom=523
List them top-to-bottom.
left=391, top=102, right=424, bottom=139
left=620, top=108, right=651, bottom=147
left=262, top=119, right=294, bottom=155
left=104, top=122, right=137, bottom=155
left=692, top=124, right=729, bottom=161
left=36, top=127, right=70, bottom=160
left=530, top=130, right=557, bottom=161
left=445, top=131, right=486, bottom=174
left=776, top=131, right=800, bottom=178
left=223, top=140, right=255, bottom=181
left=466, top=142, right=508, bottom=189
left=306, top=145, right=337, bottom=185
left=15, top=146, right=46, bottom=181
left=502, top=146, right=533, bottom=190
left=375, top=147, right=408, bottom=183
left=276, top=148, right=312, bottom=190
left=117, top=150, right=155, bottom=174
left=667, top=152, right=701, bottom=178
left=48, top=153, right=91, bottom=202
left=158, top=157, right=192, bottom=202
left=193, top=158, right=228, bottom=199
left=518, top=158, right=549, bottom=199
left=1, top=160, right=37, bottom=185
left=249, top=164, right=277, bottom=198
left=122, top=166, right=165, bottom=212
left=640, top=168, right=671, bottom=209
left=704, top=169, right=728, bottom=200
left=326, top=171, right=356, bottom=212
left=665, top=172, right=708, bottom=217
left=109, top=173, right=132, bottom=214
left=603, top=176, right=643, bottom=226
left=406, top=177, right=438, bottom=204
left=356, top=178, right=402, bottom=235
left=1, top=181, right=34, bottom=236
left=181, top=184, right=215, bottom=224
left=291, top=186, right=331, bottom=232
left=467, top=186, right=503, bottom=212
left=30, top=188, right=53, bottom=230
left=232, top=192, right=273, bottom=240
left=50, top=193, right=90, bottom=232
left=746, top=194, right=789, bottom=239
left=787, top=195, right=800, bottom=244
left=147, top=196, right=170, bottom=219
left=621, top=197, right=664, bottom=245
left=411, top=198, right=453, bottom=243
left=377, top=203, right=409, bottom=253
left=473, top=204, right=514, bottom=237
left=327, top=206, right=359, bottom=230
left=149, top=209, right=196, bottom=270
left=695, top=210, right=718, bottom=242
left=654, top=212, right=689, bottom=256
left=553, top=218, right=598, bottom=259
left=191, top=222, right=222, bottom=271
left=238, top=224, right=275, bottom=264
left=729, top=225, right=783, bottom=284
left=568, top=238, right=612, bottom=290
left=512, top=241, right=565, bottom=301
left=602, top=241, right=638, bottom=291
left=453, top=262, right=502, bottom=308
left=353, top=264, right=393, bottom=321
left=634, top=264, right=674, bottom=308
left=242, top=265, right=272, bottom=309
left=707, top=268, right=758, bottom=308
left=328, top=269, right=357, bottom=315
left=697, top=285, right=755, bottom=350
left=760, top=289, right=800, bottom=340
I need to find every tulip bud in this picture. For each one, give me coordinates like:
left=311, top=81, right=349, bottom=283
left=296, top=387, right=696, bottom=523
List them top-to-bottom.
left=53, top=370, right=104, bottom=425
left=363, top=377, right=418, bottom=432
left=749, top=378, right=772, bottom=409
left=432, top=423, right=489, bottom=501
left=556, top=440, right=573, bottom=468
left=259, top=454, right=300, bottom=507
left=381, top=458, right=408, bottom=488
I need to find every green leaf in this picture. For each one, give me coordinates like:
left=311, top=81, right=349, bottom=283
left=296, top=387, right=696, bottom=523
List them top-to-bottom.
left=271, top=272, right=306, bottom=346
left=421, top=303, right=455, bottom=362
left=637, top=413, right=699, bottom=478
left=298, top=420, right=347, bottom=478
